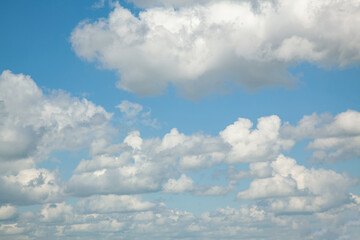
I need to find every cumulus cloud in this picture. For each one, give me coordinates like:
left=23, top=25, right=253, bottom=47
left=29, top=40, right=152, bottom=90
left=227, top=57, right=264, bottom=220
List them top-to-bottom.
left=71, top=0, right=360, bottom=97
left=0, top=70, right=113, bottom=170
left=0, top=70, right=115, bottom=205
left=66, top=109, right=360, bottom=199
left=282, top=110, right=360, bottom=162
left=66, top=114, right=293, bottom=197
left=220, top=115, right=294, bottom=163
left=66, top=133, right=175, bottom=196
left=237, top=155, right=357, bottom=213
left=0, top=168, right=63, bottom=205
left=162, top=174, right=195, bottom=193
left=40, top=202, right=73, bottom=223
left=0, top=205, right=17, bottom=220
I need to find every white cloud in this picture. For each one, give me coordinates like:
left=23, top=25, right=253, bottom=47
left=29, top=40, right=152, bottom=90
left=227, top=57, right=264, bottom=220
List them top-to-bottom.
left=71, top=0, right=360, bottom=97
left=0, top=70, right=113, bottom=171
left=0, top=70, right=116, bottom=205
left=282, top=110, right=360, bottom=162
left=65, top=113, right=303, bottom=198
left=66, top=114, right=291, bottom=197
left=220, top=115, right=294, bottom=163
left=124, top=130, right=143, bottom=150
left=66, top=133, right=175, bottom=196
left=237, top=155, right=357, bottom=213
left=229, top=162, right=272, bottom=180
left=0, top=168, right=63, bottom=205
left=162, top=174, right=195, bottom=193
left=77, top=195, right=156, bottom=213
left=2, top=196, right=360, bottom=239
left=40, top=202, right=73, bottom=223
left=0, top=205, right=17, bottom=220
left=0, top=223, right=24, bottom=235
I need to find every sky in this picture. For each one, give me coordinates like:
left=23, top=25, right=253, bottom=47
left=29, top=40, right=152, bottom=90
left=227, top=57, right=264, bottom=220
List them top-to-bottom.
left=0, top=0, right=360, bottom=239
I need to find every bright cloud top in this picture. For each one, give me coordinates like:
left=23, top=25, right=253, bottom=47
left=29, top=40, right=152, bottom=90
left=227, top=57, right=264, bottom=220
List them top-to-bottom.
left=71, top=0, right=360, bottom=97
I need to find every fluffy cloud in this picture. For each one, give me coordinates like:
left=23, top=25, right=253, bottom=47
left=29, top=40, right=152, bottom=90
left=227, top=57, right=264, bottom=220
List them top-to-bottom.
left=71, top=0, right=360, bottom=97
left=0, top=70, right=113, bottom=170
left=0, top=70, right=115, bottom=205
left=1, top=71, right=357, bottom=239
left=66, top=109, right=359, bottom=199
left=282, top=110, right=360, bottom=162
left=66, top=114, right=293, bottom=197
left=220, top=115, right=294, bottom=163
left=66, top=135, right=175, bottom=196
left=237, top=155, right=357, bottom=213
left=0, top=168, right=63, bottom=205
left=162, top=174, right=195, bottom=193
left=40, top=202, right=73, bottom=223
left=0, top=205, right=17, bottom=220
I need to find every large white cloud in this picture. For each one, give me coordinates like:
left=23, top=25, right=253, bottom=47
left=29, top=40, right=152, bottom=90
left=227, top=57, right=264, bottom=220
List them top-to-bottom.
left=71, top=0, right=360, bottom=97
left=0, top=70, right=113, bottom=170
left=0, top=70, right=114, bottom=205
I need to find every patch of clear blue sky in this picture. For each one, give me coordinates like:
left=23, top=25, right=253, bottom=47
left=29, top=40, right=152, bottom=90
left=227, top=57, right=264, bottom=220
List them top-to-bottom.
left=2, top=0, right=360, bottom=213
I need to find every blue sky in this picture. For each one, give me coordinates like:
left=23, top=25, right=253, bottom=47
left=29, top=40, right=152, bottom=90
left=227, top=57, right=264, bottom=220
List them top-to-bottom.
left=0, top=0, right=360, bottom=239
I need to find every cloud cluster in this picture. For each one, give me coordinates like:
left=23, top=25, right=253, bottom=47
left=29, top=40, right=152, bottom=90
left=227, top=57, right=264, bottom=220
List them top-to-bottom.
left=71, top=0, right=360, bottom=97
left=0, top=70, right=113, bottom=204
left=0, top=70, right=113, bottom=168
left=0, top=70, right=359, bottom=239
left=1, top=71, right=358, bottom=210
left=66, top=109, right=360, bottom=199
left=282, top=110, right=360, bottom=162
left=65, top=114, right=295, bottom=197
left=237, top=155, right=357, bottom=213
left=0, top=168, right=62, bottom=205
left=1, top=199, right=359, bottom=240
